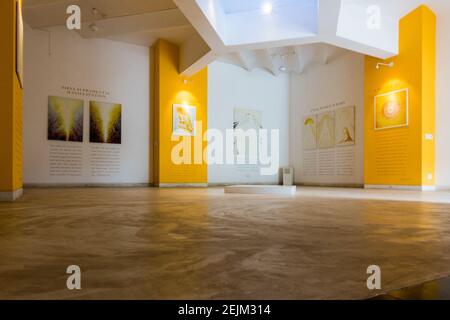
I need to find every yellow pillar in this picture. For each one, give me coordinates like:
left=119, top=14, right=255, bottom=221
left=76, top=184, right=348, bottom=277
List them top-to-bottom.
left=0, top=0, right=23, bottom=201
left=364, top=5, right=436, bottom=190
left=152, top=40, right=208, bottom=187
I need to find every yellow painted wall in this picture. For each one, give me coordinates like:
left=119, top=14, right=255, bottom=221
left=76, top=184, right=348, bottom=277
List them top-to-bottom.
left=0, top=0, right=23, bottom=193
left=364, top=6, right=436, bottom=187
left=152, top=40, right=208, bottom=185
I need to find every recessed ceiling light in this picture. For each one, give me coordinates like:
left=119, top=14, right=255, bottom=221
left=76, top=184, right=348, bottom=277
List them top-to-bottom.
left=262, top=2, right=273, bottom=15
left=279, top=66, right=287, bottom=72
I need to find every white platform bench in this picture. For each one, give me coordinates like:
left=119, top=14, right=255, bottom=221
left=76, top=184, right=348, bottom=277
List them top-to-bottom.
left=224, top=185, right=297, bottom=195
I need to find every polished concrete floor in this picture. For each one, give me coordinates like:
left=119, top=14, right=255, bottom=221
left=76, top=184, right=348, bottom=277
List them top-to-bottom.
left=0, top=187, right=450, bottom=300
left=371, top=276, right=450, bottom=300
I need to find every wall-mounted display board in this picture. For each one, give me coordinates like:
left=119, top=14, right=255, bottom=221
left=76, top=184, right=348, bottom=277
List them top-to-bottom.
left=46, top=95, right=123, bottom=180
left=302, top=105, right=356, bottom=178
left=302, top=106, right=355, bottom=151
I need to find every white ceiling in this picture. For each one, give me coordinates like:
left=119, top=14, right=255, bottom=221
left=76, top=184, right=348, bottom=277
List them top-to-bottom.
left=23, top=0, right=196, bottom=46
left=23, top=0, right=450, bottom=75
left=220, top=0, right=301, bottom=14
left=219, top=43, right=347, bottom=76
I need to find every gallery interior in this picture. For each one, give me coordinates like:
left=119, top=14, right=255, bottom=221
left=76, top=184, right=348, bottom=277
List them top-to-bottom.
left=1, top=0, right=450, bottom=300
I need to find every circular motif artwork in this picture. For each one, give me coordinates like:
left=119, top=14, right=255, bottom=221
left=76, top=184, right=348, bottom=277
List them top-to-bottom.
left=383, top=101, right=401, bottom=119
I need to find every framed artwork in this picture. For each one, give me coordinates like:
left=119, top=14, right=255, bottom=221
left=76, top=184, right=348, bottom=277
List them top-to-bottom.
left=16, top=1, right=24, bottom=88
left=374, top=89, right=409, bottom=130
left=48, top=96, right=84, bottom=142
left=90, top=101, right=122, bottom=144
left=173, top=104, right=196, bottom=136
left=335, top=106, right=355, bottom=147
left=233, top=108, right=263, bottom=131
left=233, top=108, right=263, bottom=160
left=317, top=111, right=335, bottom=149
left=302, top=115, right=317, bottom=150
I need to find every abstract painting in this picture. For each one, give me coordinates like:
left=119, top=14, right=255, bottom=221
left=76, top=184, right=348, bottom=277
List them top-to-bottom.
left=375, top=89, right=409, bottom=130
left=48, top=96, right=84, bottom=142
left=90, top=101, right=122, bottom=144
left=173, top=104, right=196, bottom=136
left=335, top=106, right=355, bottom=147
left=317, top=111, right=335, bottom=149
left=303, top=115, right=317, bottom=150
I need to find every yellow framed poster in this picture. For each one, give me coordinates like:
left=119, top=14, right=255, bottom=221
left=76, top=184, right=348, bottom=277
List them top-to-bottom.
left=374, top=88, right=409, bottom=130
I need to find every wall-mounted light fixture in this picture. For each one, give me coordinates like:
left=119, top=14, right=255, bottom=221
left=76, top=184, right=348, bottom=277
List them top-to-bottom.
left=273, top=52, right=296, bottom=73
left=376, top=61, right=394, bottom=70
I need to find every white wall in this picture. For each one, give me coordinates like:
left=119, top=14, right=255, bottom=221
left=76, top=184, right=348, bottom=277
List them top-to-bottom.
left=435, top=9, right=450, bottom=189
left=23, top=25, right=150, bottom=185
left=290, top=51, right=365, bottom=186
left=208, top=61, right=290, bottom=184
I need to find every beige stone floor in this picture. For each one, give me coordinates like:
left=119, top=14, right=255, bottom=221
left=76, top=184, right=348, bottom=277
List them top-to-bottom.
left=0, top=187, right=450, bottom=300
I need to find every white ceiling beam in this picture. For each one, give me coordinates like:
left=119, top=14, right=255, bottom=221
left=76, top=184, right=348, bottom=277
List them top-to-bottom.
left=173, top=0, right=227, bottom=52
left=77, top=9, right=190, bottom=39
left=179, top=31, right=212, bottom=75
left=294, top=46, right=307, bottom=75
left=259, top=49, right=278, bottom=76
left=233, top=51, right=254, bottom=72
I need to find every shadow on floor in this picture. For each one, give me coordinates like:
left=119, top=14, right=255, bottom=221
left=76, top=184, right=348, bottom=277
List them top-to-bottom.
left=370, top=277, right=450, bottom=300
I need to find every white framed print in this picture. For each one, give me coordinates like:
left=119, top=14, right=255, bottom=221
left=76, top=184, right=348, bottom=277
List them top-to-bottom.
left=173, top=104, right=196, bottom=137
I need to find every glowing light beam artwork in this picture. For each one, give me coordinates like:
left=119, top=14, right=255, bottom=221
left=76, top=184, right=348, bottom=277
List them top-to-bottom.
left=374, top=89, right=409, bottom=130
left=48, top=96, right=84, bottom=142
left=89, top=101, right=122, bottom=144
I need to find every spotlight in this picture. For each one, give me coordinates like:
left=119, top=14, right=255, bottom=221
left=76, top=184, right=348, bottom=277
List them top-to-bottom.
left=262, top=2, right=273, bottom=15
left=376, top=61, right=394, bottom=70
left=279, top=66, right=287, bottom=72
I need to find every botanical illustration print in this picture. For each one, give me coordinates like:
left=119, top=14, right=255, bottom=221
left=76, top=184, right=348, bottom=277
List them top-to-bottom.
left=375, top=89, right=408, bottom=130
left=48, top=96, right=84, bottom=142
left=90, top=101, right=122, bottom=144
left=173, top=104, right=196, bottom=136
left=335, top=106, right=355, bottom=146
left=233, top=108, right=263, bottom=158
left=233, top=108, right=263, bottom=131
left=317, top=111, right=335, bottom=149
left=303, top=115, right=317, bottom=150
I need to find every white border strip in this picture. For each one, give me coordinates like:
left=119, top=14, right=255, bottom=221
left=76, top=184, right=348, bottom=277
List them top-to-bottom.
left=365, top=185, right=436, bottom=191
left=0, top=189, right=23, bottom=202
